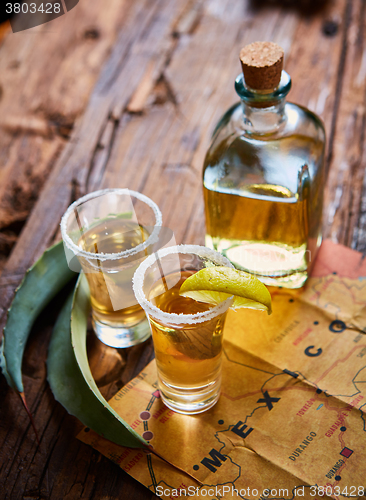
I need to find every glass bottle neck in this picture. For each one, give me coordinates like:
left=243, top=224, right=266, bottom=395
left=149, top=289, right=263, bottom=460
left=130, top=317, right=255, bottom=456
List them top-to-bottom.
left=235, top=70, right=291, bottom=134
left=240, top=99, right=286, bottom=133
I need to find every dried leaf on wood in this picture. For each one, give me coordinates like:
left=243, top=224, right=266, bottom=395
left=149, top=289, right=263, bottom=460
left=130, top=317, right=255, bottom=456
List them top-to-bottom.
left=1, top=241, right=75, bottom=394
left=47, top=274, right=147, bottom=448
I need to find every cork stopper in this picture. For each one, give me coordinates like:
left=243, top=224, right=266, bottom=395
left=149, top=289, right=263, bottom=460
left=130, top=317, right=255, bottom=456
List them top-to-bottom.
left=240, top=41, right=284, bottom=90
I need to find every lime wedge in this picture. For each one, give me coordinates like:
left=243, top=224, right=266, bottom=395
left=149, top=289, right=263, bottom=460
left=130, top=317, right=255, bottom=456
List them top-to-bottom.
left=179, top=266, right=272, bottom=314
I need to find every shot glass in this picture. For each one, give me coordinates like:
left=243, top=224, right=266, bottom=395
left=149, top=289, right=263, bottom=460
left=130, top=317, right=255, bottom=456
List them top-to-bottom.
left=61, top=188, right=162, bottom=348
left=133, top=244, right=234, bottom=414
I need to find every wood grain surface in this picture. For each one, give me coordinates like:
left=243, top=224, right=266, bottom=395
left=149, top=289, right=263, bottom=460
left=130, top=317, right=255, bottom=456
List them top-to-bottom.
left=0, top=0, right=365, bottom=498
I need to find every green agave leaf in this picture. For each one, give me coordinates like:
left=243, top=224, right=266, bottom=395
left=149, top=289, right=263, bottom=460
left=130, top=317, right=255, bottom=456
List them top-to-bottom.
left=1, top=241, right=76, bottom=394
left=47, top=274, right=147, bottom=449
left=0, top=341, right=13, bottom=388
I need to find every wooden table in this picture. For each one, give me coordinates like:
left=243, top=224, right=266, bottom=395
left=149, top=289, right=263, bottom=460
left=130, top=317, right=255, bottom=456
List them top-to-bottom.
left=0, top=0, right=365, bottom=498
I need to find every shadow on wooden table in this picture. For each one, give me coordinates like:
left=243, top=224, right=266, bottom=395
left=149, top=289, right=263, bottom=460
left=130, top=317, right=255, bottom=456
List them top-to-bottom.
left=87, top=322, right=155, bottom=401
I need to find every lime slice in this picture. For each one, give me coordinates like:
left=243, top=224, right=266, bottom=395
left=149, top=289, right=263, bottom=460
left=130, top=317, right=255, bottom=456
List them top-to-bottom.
left=179, top=266, right=272, bottom=314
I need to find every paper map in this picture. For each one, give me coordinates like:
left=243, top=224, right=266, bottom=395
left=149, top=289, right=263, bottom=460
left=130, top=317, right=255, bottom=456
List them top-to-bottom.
left=78, top=240, right=366, bottom=499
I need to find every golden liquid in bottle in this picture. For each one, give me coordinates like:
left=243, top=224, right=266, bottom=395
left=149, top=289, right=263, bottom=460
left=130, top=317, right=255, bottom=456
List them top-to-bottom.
left=203, top=133, right=324, bottom=288
left=204, top=184, right=309, bottom=281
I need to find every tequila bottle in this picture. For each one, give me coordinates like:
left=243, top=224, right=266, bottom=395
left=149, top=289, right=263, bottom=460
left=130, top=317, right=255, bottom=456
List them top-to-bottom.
left=203, top=42, right=326, bottom=288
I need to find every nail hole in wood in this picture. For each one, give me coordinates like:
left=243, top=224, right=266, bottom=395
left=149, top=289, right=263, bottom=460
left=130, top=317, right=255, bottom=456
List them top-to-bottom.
left=322, top=20, right=339, bottom=37
left=84, top=27, right=100, bottom=40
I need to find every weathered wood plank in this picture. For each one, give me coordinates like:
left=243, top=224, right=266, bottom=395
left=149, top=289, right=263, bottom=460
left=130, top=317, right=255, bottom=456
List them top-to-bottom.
left=0, top=0, right=132, bottom=271
left=0, top=0, right=190, bottom=324
left=1, top=0, right=365, bottom=499
left=101, top=0, right=347, bottom=250
left=322, top=0, right=366, bottom=251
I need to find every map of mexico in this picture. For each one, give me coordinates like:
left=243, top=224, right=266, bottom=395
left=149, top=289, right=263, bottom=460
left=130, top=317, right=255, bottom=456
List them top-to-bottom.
left=78, top=240, right=366, bottom=499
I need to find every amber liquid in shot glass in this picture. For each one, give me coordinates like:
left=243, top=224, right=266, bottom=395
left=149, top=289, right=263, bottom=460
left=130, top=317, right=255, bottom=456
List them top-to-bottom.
left=61, top=188, right=163, bottom=348
left=79, top=219, right=149, bottom=328
left=133, top=245, right=233, bottom=414
left=149, top=271, right=225, bottom=399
